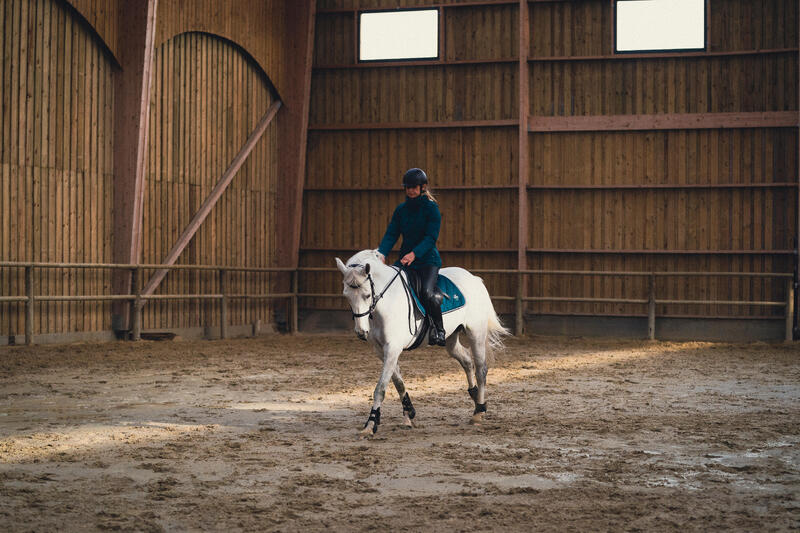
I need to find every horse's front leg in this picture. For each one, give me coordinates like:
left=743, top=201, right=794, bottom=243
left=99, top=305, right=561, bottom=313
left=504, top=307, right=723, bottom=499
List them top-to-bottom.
left=360, top=343, right=402, bottom=437
left=392, top=365, right=417, bottom=428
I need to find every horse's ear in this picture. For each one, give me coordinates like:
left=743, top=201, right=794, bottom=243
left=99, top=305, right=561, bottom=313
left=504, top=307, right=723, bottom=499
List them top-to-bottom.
left=335, top=257, right=348, bottom=275
left=364, top=263, right=370, bottom=275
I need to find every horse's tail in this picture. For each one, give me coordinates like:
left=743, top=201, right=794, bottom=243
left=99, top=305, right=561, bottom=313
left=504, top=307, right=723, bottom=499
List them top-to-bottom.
left=475, top=276, right=511, bottom=356
left=486, top=303, right=511, bottom=355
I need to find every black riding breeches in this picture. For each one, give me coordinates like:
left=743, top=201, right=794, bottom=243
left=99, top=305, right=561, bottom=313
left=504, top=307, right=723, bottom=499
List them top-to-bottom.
left=416, top=264, right=443, bottom=328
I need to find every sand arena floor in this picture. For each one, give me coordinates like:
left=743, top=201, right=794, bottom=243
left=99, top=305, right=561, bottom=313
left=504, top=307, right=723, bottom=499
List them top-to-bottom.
left=0, top=334, right=798, bottom=531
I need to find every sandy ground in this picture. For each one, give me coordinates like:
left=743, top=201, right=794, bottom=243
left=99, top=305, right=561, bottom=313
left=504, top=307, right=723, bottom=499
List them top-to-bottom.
left=0, top=333, right=798, bottom=532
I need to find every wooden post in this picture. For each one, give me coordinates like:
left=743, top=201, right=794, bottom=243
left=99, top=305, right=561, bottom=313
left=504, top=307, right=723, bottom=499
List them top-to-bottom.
left=112, top=0, right=158, bottom=332
left=517, top=0, right=530, bottom=336
left=276, top=1, right=316, bottom=273
left=24, top=266, right=34, bottom=346
left=131, top=267, right=142, bottom=341
left=220, top=269, right=228, bottom=340
left=291, top=270, right=299, bottom=334
left=515, top=271, right=524, bottom=336
left=648, top=274, right=656, bottom=340
left=787, top=278, right=795, bottom=342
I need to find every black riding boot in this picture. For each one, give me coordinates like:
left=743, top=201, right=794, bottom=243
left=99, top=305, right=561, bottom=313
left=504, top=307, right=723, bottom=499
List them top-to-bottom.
left=418, top=264, right=446, bottom=346
left=427, top=304, right=446, bottom=346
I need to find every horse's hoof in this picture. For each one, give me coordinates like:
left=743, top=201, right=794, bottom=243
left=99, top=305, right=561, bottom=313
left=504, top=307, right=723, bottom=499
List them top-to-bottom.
left=470, top=412, right=484, bottom=425
left=403, top=414, right=417, bottom=428
left=358, top=425, right=374, bottom=438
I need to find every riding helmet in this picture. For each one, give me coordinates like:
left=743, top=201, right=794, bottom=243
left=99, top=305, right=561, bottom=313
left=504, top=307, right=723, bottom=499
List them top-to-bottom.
left=402, top=168, right=428, bottom=188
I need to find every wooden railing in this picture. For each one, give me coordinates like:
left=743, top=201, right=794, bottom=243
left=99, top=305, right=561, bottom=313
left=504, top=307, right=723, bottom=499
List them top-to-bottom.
left=0, top=262, right=795, bottom=345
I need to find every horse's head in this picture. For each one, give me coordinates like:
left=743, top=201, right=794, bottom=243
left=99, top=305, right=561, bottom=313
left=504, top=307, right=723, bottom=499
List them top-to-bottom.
left=335, top=255, right=375, bottom=341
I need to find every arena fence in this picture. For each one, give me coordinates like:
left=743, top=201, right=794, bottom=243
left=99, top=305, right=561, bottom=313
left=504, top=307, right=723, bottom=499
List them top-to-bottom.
left=0, top=262, right=794, bottom=345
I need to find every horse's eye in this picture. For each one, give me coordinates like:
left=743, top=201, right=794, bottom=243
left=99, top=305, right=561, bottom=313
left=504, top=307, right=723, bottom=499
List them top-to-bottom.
left=362, top=294, right=370, bottom=301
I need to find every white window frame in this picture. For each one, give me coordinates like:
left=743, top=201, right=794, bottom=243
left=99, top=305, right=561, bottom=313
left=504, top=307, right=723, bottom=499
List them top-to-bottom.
left=614, top=0, right=707, bottom=54
left=358, top=8, right=440, bottom=63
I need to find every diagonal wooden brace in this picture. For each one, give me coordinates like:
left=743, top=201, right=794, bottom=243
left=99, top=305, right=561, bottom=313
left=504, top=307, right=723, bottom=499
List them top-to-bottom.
left=138, top=99, right=282, bottom=301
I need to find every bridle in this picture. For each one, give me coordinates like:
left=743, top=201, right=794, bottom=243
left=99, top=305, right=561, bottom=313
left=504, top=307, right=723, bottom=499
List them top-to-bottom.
left=347, top=263, right=402, bottom=319
left=347, top=264, right=419, bottom=337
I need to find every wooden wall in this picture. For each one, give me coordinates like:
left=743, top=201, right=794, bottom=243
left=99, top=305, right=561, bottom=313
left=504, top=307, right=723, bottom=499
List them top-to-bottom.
left=1, top=0, right=116, bottom=337
left=1, top=0, right=289, bottom=339
left=66, top=0, right=120, bottom=63
left=154, top=0, right=291, bottom=100
left=301, top=0, right=798, bottom=325
left=526, top=0, right=797, bottom=319
left=304, top=1, right=522, bottom=312
left=141, top=31, right=279, bottom=332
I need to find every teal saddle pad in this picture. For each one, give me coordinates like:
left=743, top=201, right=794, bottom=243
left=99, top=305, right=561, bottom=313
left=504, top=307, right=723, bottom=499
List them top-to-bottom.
left=410, top=274, right=465, bottom=316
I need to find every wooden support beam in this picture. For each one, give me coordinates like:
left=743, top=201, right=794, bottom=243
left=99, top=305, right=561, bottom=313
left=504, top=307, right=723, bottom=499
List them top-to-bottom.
left=111, top=0, right=158, bottom=332
left=317, top=0, right=517, bottom=13
left=517, top=0, right=530, bottom=334
left=276, top=1, right=316, bottom=272
left=796, top=19, right=799, bottom=337
left=527, top=48, right=798, bottom=62
left=316, top=57, right=518, bottom=69
left=139, top=100, right=282, bottom=299
left=528, top=111, right=798, bottom=132
left=309, top=119, right=517, bottom=130
left=305, top=182, right=798, bottom=192
left=525, top=248, right=796, bottom=255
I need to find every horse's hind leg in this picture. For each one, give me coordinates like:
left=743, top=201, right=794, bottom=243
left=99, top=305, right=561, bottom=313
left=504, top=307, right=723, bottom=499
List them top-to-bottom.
left=466, top=330, right=489, bottom=424
left=446, top=331, right=479, bottom=411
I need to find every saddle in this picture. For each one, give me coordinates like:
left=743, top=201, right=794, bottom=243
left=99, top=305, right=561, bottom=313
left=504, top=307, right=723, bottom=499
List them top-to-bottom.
left=403, top=269, right=466, bottom=317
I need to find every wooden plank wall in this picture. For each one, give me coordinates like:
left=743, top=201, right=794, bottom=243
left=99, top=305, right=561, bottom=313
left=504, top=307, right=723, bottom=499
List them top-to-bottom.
left=1, top=0, right=116, bottom=337
left=1, top=0, right=283, bottom=338
left=67, top=0, right=120, bottom=63
left=154, top=0, right=290, bottom=100
left=302, top=0, right=798, bottom=324
left=527, top=0, right=797, bottom=319
left=305, top=1, right=520, bottom=312
left=142, top=31, right=279, bottom=332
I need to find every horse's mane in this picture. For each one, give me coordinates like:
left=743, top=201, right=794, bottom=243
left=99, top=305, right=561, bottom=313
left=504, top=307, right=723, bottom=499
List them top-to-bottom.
left=346, top=249, right=383, bottom=267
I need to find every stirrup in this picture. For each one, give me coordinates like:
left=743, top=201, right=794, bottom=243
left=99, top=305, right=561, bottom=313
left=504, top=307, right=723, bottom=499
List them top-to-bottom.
left=428, top=327, right=445, bottom=346
left=436, top=328, right=446, bottom=346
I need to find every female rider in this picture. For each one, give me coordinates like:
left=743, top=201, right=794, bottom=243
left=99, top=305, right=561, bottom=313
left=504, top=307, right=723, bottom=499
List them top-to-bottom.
left=376, top=168, right=446, bottom=346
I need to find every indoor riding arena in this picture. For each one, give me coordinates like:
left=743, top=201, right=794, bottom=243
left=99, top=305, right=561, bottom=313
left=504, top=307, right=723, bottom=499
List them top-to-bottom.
left=1, top=1, right=799, bottom=531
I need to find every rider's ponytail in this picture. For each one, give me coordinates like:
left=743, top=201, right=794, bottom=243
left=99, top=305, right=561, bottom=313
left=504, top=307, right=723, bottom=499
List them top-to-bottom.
left=423, top=187, right=438, bottom=204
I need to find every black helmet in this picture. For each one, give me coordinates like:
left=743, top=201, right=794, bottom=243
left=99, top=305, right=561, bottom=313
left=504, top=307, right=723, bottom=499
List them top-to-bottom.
left=402, top=168, right=428, bottom=188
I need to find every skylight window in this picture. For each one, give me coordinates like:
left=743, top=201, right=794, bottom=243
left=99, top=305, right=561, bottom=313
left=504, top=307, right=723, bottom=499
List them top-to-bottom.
left=616, top=0, right=705, bottom=52
left=359, top=9, right=439, bottom=62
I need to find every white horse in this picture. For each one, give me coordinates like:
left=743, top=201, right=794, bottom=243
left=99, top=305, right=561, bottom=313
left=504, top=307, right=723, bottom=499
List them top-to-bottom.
left=335, top=249, right=509, bottom=436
